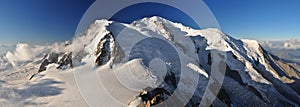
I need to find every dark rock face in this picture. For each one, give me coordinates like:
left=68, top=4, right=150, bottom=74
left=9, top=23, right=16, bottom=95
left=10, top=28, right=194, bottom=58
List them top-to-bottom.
left=95, top=32, right=114, bottom=67
left=38, top=52, right=73, bottom=73
left=57, top=52, right=72, bottom=69
left=208, top=52, right=212, bottom=65
left=38, top=53, right=59, bottom=73
left=47, top=53, right=59, bottom=63
left=38, top=59, right=50, bottom=73
left=138, top=88, right=170, bottom=106
left=216, top=88, right=232, bottom=106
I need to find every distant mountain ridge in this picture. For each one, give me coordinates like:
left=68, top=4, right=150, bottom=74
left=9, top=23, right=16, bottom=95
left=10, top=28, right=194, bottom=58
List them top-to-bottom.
left=260, top=39, right=300, bottom=64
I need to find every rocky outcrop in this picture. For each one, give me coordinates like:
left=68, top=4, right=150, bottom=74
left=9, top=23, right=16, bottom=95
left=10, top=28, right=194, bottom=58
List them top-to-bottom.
left=95, top=32, right=115, bottom=67
left=28, top=52, right=73, bottom=80
left=37, top=52, right=73, bottom=73
left=57, top=52, right=73, bottom=69
left=38, top=53, right=58, bottom=72
left=137, top=88, right=170, bottom=107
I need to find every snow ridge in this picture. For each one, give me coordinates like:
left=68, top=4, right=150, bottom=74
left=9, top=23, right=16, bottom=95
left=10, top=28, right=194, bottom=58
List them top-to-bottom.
left=0, top=16, right=300, bottom=106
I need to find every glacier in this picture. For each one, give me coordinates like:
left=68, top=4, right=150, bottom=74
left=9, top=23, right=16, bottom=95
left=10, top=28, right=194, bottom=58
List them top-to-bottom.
left=0, top=16, right=299, bottom=107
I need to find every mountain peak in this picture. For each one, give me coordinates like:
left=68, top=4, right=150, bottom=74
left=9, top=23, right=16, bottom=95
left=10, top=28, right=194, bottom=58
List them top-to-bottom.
left=1, top=16, right=300, bottom=106
left=140, top=16, right=170, bottom=23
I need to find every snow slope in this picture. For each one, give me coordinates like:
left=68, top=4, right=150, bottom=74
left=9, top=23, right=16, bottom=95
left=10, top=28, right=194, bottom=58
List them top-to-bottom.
left=0, top=16, right=300, bottom=106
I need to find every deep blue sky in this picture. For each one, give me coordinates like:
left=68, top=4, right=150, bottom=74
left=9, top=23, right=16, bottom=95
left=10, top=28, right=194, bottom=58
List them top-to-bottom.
left=0, top=0, right=300, bottom=45
left=0, top=0, right=94, bottom=45
left=204, top=0, right=300, bottom=40
left=110, top=2, right=200, bottom=30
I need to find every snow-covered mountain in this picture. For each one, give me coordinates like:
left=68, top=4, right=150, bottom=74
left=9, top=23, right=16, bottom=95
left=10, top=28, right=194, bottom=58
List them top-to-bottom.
left=1, top=16, right=300, bottom=107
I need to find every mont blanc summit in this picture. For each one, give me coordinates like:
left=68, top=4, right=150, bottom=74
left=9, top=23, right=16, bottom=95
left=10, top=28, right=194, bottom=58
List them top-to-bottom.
left=0, top=17, right=300, bottom=107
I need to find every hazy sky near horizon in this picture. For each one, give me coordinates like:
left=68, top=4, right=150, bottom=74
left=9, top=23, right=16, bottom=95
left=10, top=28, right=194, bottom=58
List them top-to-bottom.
left=0, top=0, right=299, bottom=45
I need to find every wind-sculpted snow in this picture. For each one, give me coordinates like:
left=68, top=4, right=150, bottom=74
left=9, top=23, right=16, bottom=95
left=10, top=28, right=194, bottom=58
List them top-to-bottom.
left=1, top=16, right=300, bottom=106
left=0, top=78, right=64, bottom=106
